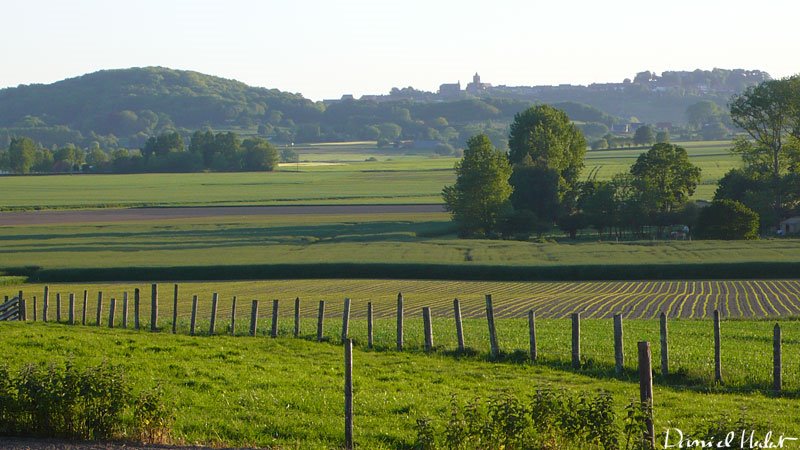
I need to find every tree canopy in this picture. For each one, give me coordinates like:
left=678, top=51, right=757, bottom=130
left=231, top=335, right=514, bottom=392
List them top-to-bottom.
left=630, top=143, right=701, bottom=213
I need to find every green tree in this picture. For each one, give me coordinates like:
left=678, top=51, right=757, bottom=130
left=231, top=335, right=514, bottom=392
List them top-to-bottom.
left=686, top=100, right=724, bottom=130
left=508, top=105, right=587, bottom=196
left=700, top=121, right=728, bottom=140
left=633, top=125, right=655, bottom=146
left=189, top=130, right=216, bottom=168
left=655, top=130, right=670, bottom=144
left=143, top=131, right=184, bottom=159
left=442, top=134, right=513, bottom=236
left=7, top=137, right=37, bottom=174
left=241, top=137, right=279, bottom=171
left=630, top=143, right=701, bottom=213
left=54, top=145, right=85, bottom=172
left=509, top=155, right=561, bottom=224
left=695, top=200, right=759, bottom=240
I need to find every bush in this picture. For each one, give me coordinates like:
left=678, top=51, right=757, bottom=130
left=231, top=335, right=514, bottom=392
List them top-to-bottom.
left=695, top=200, right=759, bottom=240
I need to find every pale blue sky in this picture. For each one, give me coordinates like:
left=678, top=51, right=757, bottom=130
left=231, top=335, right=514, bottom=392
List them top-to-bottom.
left=1, top=0, right=798, bottom=100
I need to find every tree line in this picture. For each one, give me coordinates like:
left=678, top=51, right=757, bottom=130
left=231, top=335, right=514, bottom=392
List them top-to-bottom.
left=444, top=75, right=800, bottom=240
left=0, top=130, right=294, bottom=174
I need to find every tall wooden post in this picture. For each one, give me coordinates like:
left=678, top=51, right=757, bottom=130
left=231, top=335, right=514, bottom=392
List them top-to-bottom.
left=150, top=283, right=158, bottom=332
left=172, top=284, right=179, bottom=334
left=43, top=286, right=49, bottom=322
left=134, top=288, right=140, bottom=330
left=81, top=290, right=87, bottom=326
left=18, top=291, right=25, bottom=322
left=96, top=292, right=103, bottom=326
left=122, top=292, right=129, bottom=329
left=396, top=292, right=404, bottom=351
left=56, top=293, right=61, bottom=322
left=68, top=293, right=75, bottom=325
left=209, top=293, right=219, bottom=336
left=190, top=295, right=198, bottom=336
left=486, top=295, right=499, bottom=359
left=32, top=296, right=37, bottom=322
left=230, top=296, right=237, bottom=336
left=294, top=297, right=300, bottom=337
left=108, top=298, right=116, bottom=328
left=341, top=298, right=351, bottom=342
left=271, top=299, right=279, bottom=338
left=454, top=299, right=465, bottom=352
left=249, top=300, right=259, bottom=337
left=317, top=300, right=325, bottom=342
left=367, top=302, right=373, bottom=349
left=423, top=307, right=433, bottom=352
left=528, top=310, right=537, bottom=362
left=714, top=310, right=722, bottom=383
left=571, top=312, right=581, bottom=369
left=659, top=312, right=669, bottom=377
left=613, top=314, right=624, bottom=376
left=774, top=323, right=782, bottom=392
left=344, top=338, right=354, bottom=450
left=638, top=341, right=656, bottom=450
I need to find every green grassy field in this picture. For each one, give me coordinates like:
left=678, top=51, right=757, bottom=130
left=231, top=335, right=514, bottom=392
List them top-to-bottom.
left=0, top=140, right=738, bottom=210
left=2, top=321, right=798, bottom=448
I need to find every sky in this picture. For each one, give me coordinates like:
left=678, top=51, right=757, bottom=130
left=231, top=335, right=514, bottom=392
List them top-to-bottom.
left=1, top=0, right=799, bottom=101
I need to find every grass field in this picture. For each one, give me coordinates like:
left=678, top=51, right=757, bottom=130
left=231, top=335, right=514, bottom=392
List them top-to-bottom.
left=0, top=140, right=739, bottom=210
left=2, top=322, right=799, bottom=448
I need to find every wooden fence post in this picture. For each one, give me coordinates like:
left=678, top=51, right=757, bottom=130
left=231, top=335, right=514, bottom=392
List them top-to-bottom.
left=150, top=283, right=158, bottom=332
left=172, top=284, right=179, bottom=334
left=43, top=286, right=49, bottom=322
left=134, top=288, right=140, bottom=330
left=18, top=291, right=25, bottom=322
left=80, top=291, right=87, bottom=325
left=96, top=292, right=103, bottom=327
left=122, top=292, right=129, bottom=329
left=396, top=292, right=404, bottom=351
left=56, top=293, right=61, bottom=322
left=68, top=293, right=75, bottom=325
left=210, top=293, right=219, bottom=336
left=190, top=295, right=198, bottom=336
left=486, top=295, right=499, bottom=359
left=32, top=296, right=37, bottom=322
left=230, top=296, right=237, bottom=336
left=294, top=297, right=300, bottom=337
left=109, top=298, right=116, bottom=328
left=341, top=298, right=351, bottom=342
left=271, top=299, right=279, bottom=338
left=454, top=299, right=465, bottom=353
left=249, top=300, right=259, bottom=337
left=317, top=300, right=325, bottom=342
left=367, top=302, right=373, bottom=349
left=423, top=307, right=433, bottom=352
left=528, top=310, right=537, bottom=362
left=714, top=310, right=722, bottom=383
left=571, top=312, right=581, bottom=369
left=660, top=312, right=669, bottom=377
left=613, top=314, right=623, bottom=376
left=774, top=323, right=782, bottom=392
left=344, top=338, right=354, bottom=450
left=637, top=341, right=656, bottom=450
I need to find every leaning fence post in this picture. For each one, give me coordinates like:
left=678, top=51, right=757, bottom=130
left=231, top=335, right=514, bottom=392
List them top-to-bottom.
left=150, top=283, right=158, bottom=332
left=172, top=284, right=179, bottom=334
left=43, top=286, right=49, bottom=322
left=134, top=288, right=140, bottom=330
left=81, top=290, right=87, bottom=326
left=96, top=292, right=103, bottom=327
left=122, top=292, right=129, bottom=329
left=396, top=292, right=404, bottom=351
left=56, top=293, right=62, bottom=322
left=68, top=293, right=75, bottom=325
left=209, top=293, right=218, bottom=336
left=190, top=295, right=198, bottom=336
left=486, top=295, right=499, bottom=359
left=230, top=296, right=237, bottom=336
left=294, top=297, right=300, bottom=337
left=109, top=298, right=116, bottom=328
left=341, top=298, right=351, bottom=342
left=454, top=298, right=465, bottom=352
left=271, top=299, right=279, bottom=338
left=249, top=300, right=259, bottom=337
left=317, top=300, right=325, bottom=342
left=367, top=302, right=374, bottom=349
left=423, top=306, right=433, bottom=352
left=528, top=310, right=537, bottom=362
left=714, top=310, right=722, bottom=383
left=571, top=312, right=581, bottom=369
left=660, top=312, right=669, bottom=376
left=613, top=314, right=624, bottom=376
left=774, top=323, right=782, bottom=392
left=344, top=338, right=354, bottom=450
left=638, top=341, right=656, bottom=450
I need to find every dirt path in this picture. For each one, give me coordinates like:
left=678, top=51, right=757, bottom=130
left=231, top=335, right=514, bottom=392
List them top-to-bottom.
left=0, top=204, right=445, bottom=226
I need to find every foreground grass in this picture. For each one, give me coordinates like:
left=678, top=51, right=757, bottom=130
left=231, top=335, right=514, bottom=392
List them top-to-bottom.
left=2, top=322, right=798, bottom=448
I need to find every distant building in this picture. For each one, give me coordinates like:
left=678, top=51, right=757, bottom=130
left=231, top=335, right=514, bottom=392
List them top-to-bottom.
left=465, top=73, right=491, bottom=93
left=438, top=81, right=461, bottom=98
left=655, top=122, right=673, bottom=131
left=611, top=124, right=630, bottom=134
left=779, top=217, right=800, bottom=234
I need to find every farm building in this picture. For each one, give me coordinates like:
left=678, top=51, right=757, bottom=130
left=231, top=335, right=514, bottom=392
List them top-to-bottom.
left=779, top=216, right=800, bottom=234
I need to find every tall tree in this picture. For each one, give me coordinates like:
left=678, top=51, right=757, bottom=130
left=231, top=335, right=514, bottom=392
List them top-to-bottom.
left=633, top=125, right=655, bottom=146
left=442, top=134, right=512, bottom=236
left=7, top=137, right=37, bottom=174
left=241, top=137, right=279, bottom=171
left=630, top=143, right=701, bottom=213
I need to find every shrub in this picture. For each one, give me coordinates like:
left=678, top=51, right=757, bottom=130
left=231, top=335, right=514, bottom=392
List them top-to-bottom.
left=695, top=199, right=760, bottom=240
